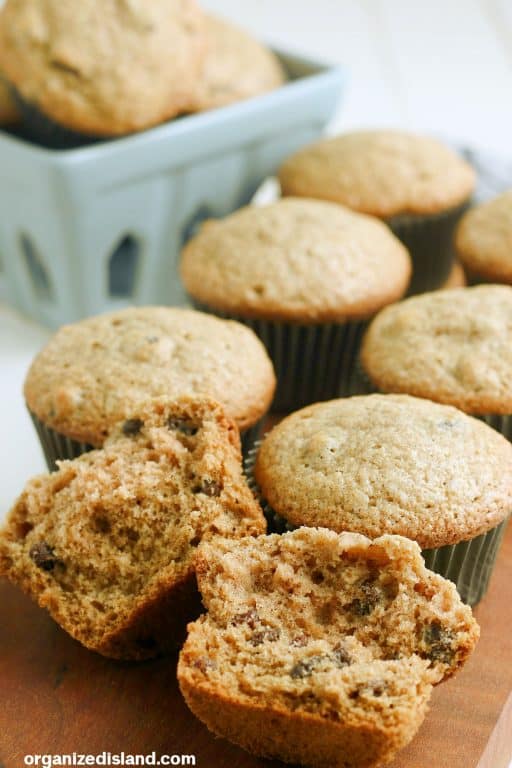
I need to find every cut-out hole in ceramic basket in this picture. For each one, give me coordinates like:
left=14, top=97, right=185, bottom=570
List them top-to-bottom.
left=20, top=233, right=54, bottom=302
left=108, top=235, right=141, bottom=298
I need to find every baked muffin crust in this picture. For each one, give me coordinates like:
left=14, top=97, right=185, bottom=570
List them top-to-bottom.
left=0, top=0, right=206, bottom=135
left=192, top=14, right=285, bottom=111
left=0, top=78, right=20, bottom=125
left=279, top=131, right=476, bottom=218
left=455, top=191, right=512, bottom=282
left=181, top=198, right=411, bottom=322
left=361, top=285, right=512, bottom=414
left=25, top=307, right=276, bottom=443
left=255, top=394, right=512, bottom=548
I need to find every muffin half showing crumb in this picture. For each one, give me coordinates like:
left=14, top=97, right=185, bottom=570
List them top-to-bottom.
left=0, top=397, right=265, bottom=660
left=178, top=528, right=479, bottom=768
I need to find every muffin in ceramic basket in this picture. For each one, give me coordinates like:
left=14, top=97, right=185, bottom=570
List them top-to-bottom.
left=0, top=0, right=206, bottom=146
left=192, top=14, right=286, bottom=112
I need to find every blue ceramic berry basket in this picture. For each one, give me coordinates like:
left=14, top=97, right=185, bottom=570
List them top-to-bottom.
left=0, top=50, right=345, bottom=328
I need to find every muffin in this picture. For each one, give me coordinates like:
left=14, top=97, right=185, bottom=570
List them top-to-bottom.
left=0, top=0, right=206, bottom=145
left=192, top=14, right=286, bottom=112
left=0, top=78, right=20, bottom=127
left=278, top=131, right=476, bottom=294
left=455, top=190, right=512, bottom=284
left=181, top=198, right=410, bottom=410
left=360, top=285, right=512, bottom=440
left=25, top=306, right=276, bottom=468
left=252, top=394, right=512, bottom=604
left=0, top=396, right=265, bottom=660
left=178, top=528, right=479, bottom=768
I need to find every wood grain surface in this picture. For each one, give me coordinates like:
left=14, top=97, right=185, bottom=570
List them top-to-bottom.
left=0, top=522, right=511, bottom=768
left=476, top=691, right=512, bottom=768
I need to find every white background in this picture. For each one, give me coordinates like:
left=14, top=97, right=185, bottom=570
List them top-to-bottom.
left=2, top=0, right=512, bottom=520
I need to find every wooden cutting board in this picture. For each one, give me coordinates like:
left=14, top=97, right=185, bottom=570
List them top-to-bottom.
left=1, top=522, right=511, bottom=768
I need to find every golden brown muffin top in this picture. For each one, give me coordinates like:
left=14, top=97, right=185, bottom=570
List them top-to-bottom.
left=0, top=0, right=206, bottom=135
left=192, top=14, right=285, bottom=111
left=279, top=131, right=476, bottom=218
left=455, top=191, right=512, bottom=282
left=181, top=198, right=411, bottom=322
left=361, top=285, right=512, bottom=414
left=25, top=307, right=276, bottom=443
left=255, top=394, right=512, bottom=548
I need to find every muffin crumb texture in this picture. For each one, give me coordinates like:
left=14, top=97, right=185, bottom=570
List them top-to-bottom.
left=0, top=397, right=265, bottom=659
left=178, top=528, right=478, bottom=768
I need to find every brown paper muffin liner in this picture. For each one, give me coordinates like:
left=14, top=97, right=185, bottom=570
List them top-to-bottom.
left=10, top=86, right=101, bottom=149
left=389, top=203, right=469, bottom=296
left=191, top=301, right=367, bottom=412
left=358, top=358, right=512, bottom=443
left=29, top=411, right=263, bottom=472
left=29, top=412, right=95, bottom=472
left=475, top=413, right=512, bottom=441
left=240, top=421, right=265, bottom=456
left=244, top=443, right=507, bottom=605
left=244, top=444, right=294, bottom=534
left=421, top=521, right=508, bottom=606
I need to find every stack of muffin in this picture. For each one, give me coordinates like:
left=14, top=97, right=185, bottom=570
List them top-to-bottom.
left=0, top=0, right=286, bottom=145
left=2, top=128, right=512, bottom=768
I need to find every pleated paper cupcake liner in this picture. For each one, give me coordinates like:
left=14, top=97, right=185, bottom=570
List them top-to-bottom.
left=10, top=86, right=101, bottom=149
left=389, top=203, right=469, bottom=296
left=191, top=301, right=367, bottom=412
left=352, top=358, right=379, bottom=396
left=30, top=410, right=262, bottom=473
left=29, top=411, right=95, bottom=472
left=475, top=413, right=512, bottom=442
left=240, top=419, right=265, bottom=456
left=244, top=441, right=507, bottom=605
left=245, top=443, right=293, bottom=534
left=422, top=520, right=509, bottom=606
